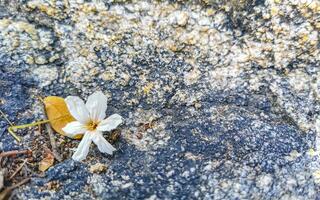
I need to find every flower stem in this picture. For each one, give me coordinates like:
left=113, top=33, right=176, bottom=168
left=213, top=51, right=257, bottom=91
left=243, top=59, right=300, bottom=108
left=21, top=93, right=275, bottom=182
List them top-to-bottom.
left=8, top=120, right=51, bottom=142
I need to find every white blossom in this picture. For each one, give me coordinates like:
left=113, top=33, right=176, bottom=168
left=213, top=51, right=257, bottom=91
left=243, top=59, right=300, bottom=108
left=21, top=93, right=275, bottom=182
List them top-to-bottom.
left=62, top=91, right=123, bottom=161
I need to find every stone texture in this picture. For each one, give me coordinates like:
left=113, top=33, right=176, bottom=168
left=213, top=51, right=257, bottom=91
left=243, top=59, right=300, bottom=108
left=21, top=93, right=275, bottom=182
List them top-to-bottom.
left=0, top=0, right=319, bottom=199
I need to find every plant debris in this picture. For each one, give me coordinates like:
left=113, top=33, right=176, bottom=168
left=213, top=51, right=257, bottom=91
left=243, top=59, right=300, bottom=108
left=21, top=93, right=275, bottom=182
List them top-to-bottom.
left=43, top=96, right=81, bottom=139
left=45, top=123, right=62, bottom=162
left=0, top=150, right=32, bottom=158
left=39, top=150, right=54, bottom=172
left=8, top=159, right=27, bottom=180
left=0, top=169, right=4, bottom=191
left=0, top=178, right=30, bottom=200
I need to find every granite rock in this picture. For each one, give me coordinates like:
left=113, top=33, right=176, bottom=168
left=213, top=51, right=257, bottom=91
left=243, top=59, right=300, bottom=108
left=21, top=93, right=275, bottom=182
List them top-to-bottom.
left=0, top=0, right=319, bottom=199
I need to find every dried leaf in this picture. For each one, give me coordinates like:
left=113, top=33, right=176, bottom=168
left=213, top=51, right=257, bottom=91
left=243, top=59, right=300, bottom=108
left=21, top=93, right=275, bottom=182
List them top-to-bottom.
left=43, top=96, right=82, bottom=139
left=39, top=151, right=54, bottom=172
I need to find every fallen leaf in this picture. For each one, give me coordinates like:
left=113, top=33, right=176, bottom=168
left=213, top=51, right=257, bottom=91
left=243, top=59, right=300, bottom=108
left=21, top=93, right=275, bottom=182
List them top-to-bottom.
left=43, top=96, right=82, bottom=139
left=39, top=151, right=54, bottom=172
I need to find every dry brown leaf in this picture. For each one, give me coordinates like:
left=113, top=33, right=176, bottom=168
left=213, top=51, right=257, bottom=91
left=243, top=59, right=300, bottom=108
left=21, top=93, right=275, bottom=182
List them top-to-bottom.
left=43, top=96, right=82, bottom=139
left=39, top=151, right=54, bottom=172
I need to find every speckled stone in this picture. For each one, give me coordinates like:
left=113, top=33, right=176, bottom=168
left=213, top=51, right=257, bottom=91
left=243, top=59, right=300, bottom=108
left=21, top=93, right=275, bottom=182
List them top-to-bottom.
left=0, top=0, right=320, bottom=199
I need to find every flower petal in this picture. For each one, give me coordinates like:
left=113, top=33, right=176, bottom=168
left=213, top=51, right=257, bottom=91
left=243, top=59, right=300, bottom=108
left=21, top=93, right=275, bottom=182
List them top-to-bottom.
left=85, top=91, right=108, bottom=122
left=65, top=96, right=90, bottom=124
left=97, top=114, right=123, bottom=132
left=62, top=121, right=87, bottom=138
left=72, top=132, right=92, bottom=161
left=92, top=132, right=116, bottom=154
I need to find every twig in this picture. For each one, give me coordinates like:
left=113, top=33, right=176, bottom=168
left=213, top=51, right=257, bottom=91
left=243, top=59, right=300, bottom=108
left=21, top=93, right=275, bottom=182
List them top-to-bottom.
left=39, top=97, right=63, bottom=162
left=0, top=109, right=21, bottom=142
left=0, top=109, right=14, bottom=126
left=38, top=123, right=42, bottom=134
left=45, top=123, right=62, bottom=162
left=0, top=150, right=32, bottom=158
left=8, top=159, right=27, bottom=180
left=23, top=164, right=45, bottom=178
left=0, top=169, right=4, bottom=191
left=10, top=177, right=30, bottom=188
left=0, top=178, right=30, bottom=200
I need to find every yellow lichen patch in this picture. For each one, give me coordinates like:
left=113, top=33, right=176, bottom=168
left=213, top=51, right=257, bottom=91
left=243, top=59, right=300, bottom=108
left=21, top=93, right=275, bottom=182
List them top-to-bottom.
left=27, top=1, right=60, bottom=18
left=307, top=1, right=319, bottom=11
left=80, top=3, right=98, bottom=14
left=39, top=5, right=56, bottom=16
left=220, top=5, right=230, bottom=12
left=270, top=6, right=279, bottom=16
left=206, top=8, right=215, bottom=16
left=0, top=19, right=11, bottom=29
left=13, top=21, right=38, bottom=40
left=298, top=33, right=310, bottom=44
left=105, top=34, right=125, bottom=46
left=11, top=37, right=20, bottom=49
left=165, top=39, right=184, bottom=52
left=79, top=48, right=90, bottom=57
left=49, top=54, right=60, bottom=63
left=25, top=55, right=35, bottom=65
left=101, top=71, right=116, bottom=81
left=142, top=82, right=154, bottom=95
left=307, top=148, right=319, bottom=157
left=313, top=170, right=320, bottom=184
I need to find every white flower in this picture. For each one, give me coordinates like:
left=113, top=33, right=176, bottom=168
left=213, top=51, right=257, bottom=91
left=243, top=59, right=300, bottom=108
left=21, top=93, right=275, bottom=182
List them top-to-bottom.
left=62, top=91, right=123, bottom=161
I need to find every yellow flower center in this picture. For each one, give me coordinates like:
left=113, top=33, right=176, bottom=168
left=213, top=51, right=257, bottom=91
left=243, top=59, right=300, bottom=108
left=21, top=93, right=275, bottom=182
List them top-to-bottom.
left=86, top=121, right=98, bottom=131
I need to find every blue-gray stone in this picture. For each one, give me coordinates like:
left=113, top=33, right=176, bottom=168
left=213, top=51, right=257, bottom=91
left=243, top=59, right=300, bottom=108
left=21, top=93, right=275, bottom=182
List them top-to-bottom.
left=0, top=0, right=319, bottom=199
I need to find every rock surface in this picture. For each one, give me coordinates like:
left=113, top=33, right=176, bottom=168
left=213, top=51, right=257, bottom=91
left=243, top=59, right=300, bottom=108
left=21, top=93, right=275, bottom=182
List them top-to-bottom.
left=0, top=0, right=320, bottom=199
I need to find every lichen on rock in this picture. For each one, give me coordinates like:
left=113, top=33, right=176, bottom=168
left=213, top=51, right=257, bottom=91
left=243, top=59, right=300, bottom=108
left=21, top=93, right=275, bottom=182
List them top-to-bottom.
left=0, top=0, right=320, bottom=199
